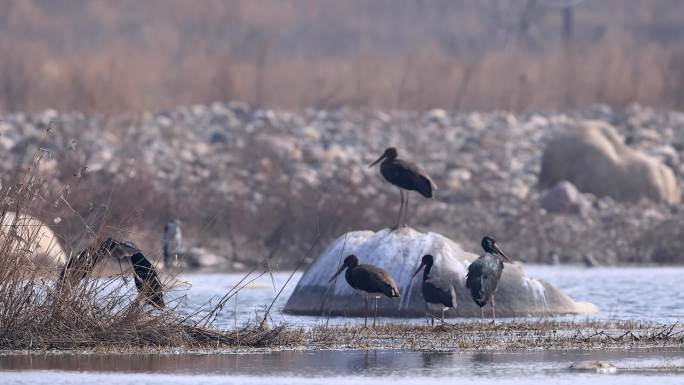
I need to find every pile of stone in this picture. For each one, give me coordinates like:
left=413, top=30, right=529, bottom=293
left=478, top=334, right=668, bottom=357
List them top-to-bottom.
left=1, top=102, right=683, bottom=267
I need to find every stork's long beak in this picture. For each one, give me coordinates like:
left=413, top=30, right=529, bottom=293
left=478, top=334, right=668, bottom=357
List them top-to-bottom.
left=368, top=153, right=386, bottom=168
left=108, top=241, right=140, bottom=260
left=493, top=243, right=512, bottom=263
left=411, top=262, right=426, bottom=280
left=329, top=265, right=346, bottom=282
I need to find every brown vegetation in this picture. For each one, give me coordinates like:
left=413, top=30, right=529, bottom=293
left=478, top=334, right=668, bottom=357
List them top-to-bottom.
left=0, top=0, right=683, bottom=113
left=0, top=155, right=293, bottom=351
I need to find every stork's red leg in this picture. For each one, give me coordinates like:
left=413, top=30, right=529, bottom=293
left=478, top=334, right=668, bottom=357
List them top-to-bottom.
left=394, top=189, right=404, bottom=229
left=402, top=192, right=409, bottom=227
left=373, top=296, right=378, bottom=328
left=480, top=307, right=484, bottom=327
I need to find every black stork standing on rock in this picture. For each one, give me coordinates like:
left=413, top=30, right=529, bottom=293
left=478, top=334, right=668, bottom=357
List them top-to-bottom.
left=369, top=147, right=437, bottom=229
left=466, top=236, right=512, bottom=325
left=329, top=254, right=400, bottom=327
left=411, top=254, right=457, bottom=326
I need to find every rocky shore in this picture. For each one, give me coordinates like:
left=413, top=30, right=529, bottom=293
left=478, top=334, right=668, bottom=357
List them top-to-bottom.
left=2, top=103, right=683, bottom=268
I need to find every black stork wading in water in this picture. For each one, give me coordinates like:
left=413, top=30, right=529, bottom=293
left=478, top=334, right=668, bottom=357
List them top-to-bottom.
left=369, top=147, right=437, bottom=229
left=466, top=236, right=512, bottom=325
left=411, top=254, right=457, bottom=326
left=329, top=255, right=400, bottom=327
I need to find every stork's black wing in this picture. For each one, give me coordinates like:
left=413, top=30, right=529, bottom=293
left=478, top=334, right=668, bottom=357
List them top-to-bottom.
left=381, top=159, right=436, bottom=198
left=131, top=252, right=165, bottom=307
left=466, top=255, right=503, bottom=308
left=349, top=264, right=401, bottom=298
left=422, top=278, right=457, bottom=308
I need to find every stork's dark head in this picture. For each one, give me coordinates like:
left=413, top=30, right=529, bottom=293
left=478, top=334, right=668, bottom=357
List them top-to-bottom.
left=369, top=147, right=398, bottom=167
left=383, top=147, right=398, bottom=160
left=481, top=236, right=512, bottom=262
left=96, top=237, right=128, bottom=259
left=329, top=254, right=359, bottom=282
left=343, top=254, right=359, bottom=268
left=411, top=254, right=435, bottom=279
left=421, top=254, right=434, bottom=266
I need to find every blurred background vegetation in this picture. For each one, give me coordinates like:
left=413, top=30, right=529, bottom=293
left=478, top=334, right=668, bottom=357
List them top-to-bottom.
left=1, top=0, right=683, bottom=114
left=2, top=1, right=684, bottom=268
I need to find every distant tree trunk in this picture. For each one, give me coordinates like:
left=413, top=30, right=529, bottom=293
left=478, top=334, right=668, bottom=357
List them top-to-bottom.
left=562, top=6, right=574, bottom=43
left=254, top=40, right=268, bottom=108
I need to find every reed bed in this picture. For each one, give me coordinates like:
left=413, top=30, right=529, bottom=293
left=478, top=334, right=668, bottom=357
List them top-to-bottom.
left=0, top=149, right=298, bottom=352
left=0, top=228, right=294, bottom=351
left=297, top=320, right=684, bottom=351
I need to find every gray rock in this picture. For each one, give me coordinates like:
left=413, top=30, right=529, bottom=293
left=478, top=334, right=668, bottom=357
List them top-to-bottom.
left=424, top=109, right=449, bottom=126
left=540, top=121, right=680, bottom=204
left=209, top=131, right=229, bottom=144
left=651, top=145, right=680, bottom=168
left=444, top=168, right=471, bottom=191
left=541, top=181, right=591, bottom=215
left=284, top=228, right=597, bottom=318
left=178, top=247, right=225, bottom=269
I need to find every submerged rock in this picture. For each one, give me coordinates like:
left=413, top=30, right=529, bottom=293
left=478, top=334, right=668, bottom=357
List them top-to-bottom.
left=284, top=228, right=597, bottom=318
left=568, top=361, right=617, bottom=374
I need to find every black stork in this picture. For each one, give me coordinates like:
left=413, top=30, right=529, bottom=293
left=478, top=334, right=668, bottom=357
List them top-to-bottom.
left=369, top=147, right=437, bottom=228
left=465, top=236, right=512, bottom=325
left=58, top=237, right=120, bottom=291
left=129, top=249, right=165, bottom=308
left=329, top=254, right=400, bottom=327
left=411, top=254, right=457, bottom=326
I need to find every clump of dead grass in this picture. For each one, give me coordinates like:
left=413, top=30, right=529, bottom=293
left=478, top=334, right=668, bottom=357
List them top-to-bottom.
left=0, top=145, right=295, bottom=351
left=294, top=320, right=684, bottom=351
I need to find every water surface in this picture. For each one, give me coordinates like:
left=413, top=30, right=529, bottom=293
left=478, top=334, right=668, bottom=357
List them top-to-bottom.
left=4, top=266, right=684, bottom=385
left=174, top=266, right=684, bottom=327
left=1, top=349, right=683, bottom=385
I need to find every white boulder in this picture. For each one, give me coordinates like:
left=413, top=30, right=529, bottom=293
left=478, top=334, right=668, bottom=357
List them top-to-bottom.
left=0, top=212, right=66, bottom=268
left=284, top=228, right=596, bottom=317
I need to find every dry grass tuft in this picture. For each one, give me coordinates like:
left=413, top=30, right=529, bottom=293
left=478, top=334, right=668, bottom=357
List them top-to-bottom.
left=0, top=149, right=295, bottom=351
left=291, top=320, right=684, bottom=351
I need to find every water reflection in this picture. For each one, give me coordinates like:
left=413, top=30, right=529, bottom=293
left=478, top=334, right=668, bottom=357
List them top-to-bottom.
left=2, top=349, right=683, bottom=376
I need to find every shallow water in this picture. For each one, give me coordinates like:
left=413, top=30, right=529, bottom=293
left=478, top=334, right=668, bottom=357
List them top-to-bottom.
left=174, top=265, right=684, bottom=327
left=4, top=266, right=684, bottom=384
left=1, top=349, right=684, bottom=385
